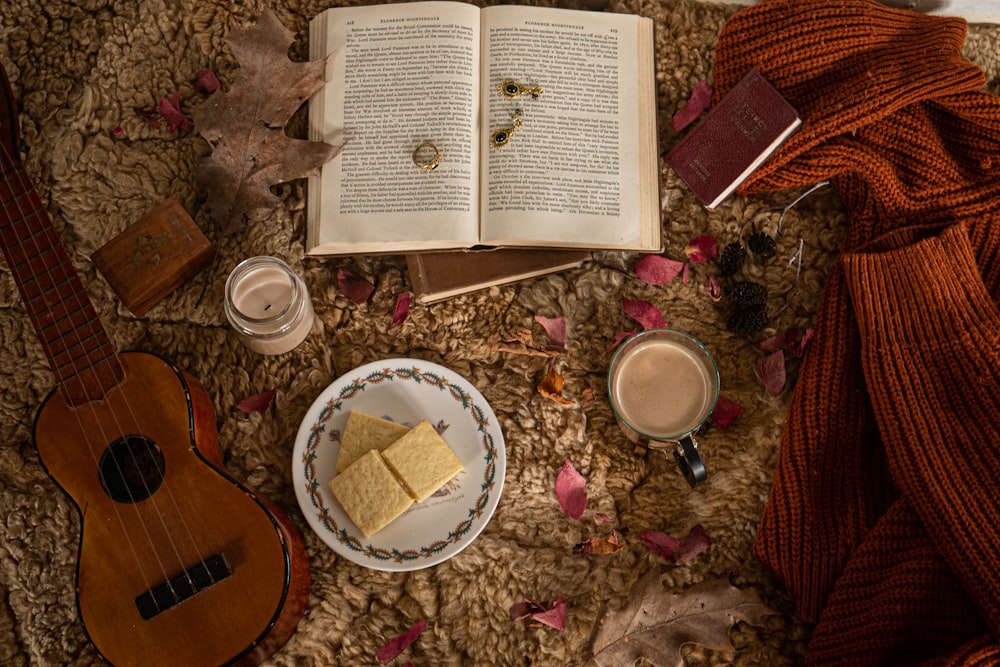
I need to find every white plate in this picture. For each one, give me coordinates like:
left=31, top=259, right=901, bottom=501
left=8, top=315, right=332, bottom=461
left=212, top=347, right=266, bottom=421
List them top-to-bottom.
left=292, top=358, right=506, bottom=571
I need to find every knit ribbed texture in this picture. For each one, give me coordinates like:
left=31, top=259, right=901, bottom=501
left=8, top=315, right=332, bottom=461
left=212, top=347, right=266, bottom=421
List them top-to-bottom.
left=708, top=0, right=1000, bottom=663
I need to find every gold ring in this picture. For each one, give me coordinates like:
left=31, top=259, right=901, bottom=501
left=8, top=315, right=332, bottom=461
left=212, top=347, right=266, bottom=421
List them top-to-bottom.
left=412, top=142, right=441, bottom=171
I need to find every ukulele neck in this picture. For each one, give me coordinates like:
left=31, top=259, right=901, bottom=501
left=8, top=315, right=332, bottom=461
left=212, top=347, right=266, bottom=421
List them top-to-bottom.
left=0, top=158, right=123, bottom=405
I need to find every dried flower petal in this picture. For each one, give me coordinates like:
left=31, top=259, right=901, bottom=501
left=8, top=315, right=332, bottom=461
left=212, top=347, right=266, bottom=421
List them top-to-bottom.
left=194, top=68, right=221, bottom=94
left=672, top=79, right=713, bottom=132
left=158, top=92, right=193, bottom=133
left=684, top=235, right=718, bottom=264
left=633, top=255, right=684, bottom=285
left=682, top=262, right=690, bottom=285
left=337, top=268, right=375, bottom=304
left=706, top=274, right=722, bottom=302
left=392, top=292, right=411, bottom=326
left=622, top=299, right=667, bottom=330
left=534, top=315, right=567, bottom=349
left=789, top=328, right=814, bottom=357
left=604, top=329, right=638, bottom=357
left=757, top=329, right=792, bottom=352
left=756, top=350, right=786, bottom=396
left=538, top=362, right=574, bottom=405
left=236, top=387, right=277, bottom=413
left=711, top=395, right=742, bottom=431
left=556, top=458, right=587, bottom=520
left=641, top=524, right=711, bottom=563
left=676, top=524, right=712, bottom=563
left=640, top=530, right=681, bottom=559
left=573, top=532, right=626, bottom=555
left=511, top=599, right=566, bottom=632
left=531, top=599, right=567, bottom=631
left=510, top=600, right=546, bottom=621
left=375, top=619, right=426, bottom=664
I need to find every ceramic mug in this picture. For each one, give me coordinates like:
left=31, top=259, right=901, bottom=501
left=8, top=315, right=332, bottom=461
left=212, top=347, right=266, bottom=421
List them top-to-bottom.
left=607, top=328, right=720, bottom=487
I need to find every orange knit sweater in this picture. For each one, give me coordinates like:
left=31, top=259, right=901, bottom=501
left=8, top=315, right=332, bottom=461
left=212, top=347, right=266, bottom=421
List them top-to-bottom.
left=711, top=0, right=1000, bottom=664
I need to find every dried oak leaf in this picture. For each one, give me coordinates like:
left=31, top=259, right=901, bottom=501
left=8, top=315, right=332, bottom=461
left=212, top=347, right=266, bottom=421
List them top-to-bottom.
left=192, top=9, right=342, bottom=232
left=590, top=573, right=776, bottom=667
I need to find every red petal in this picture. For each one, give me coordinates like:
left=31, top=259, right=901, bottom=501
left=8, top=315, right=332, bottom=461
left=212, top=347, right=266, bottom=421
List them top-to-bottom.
left=193, top=68, right=221, bottom=94
left=672, top=79, right=713, bottom=132
left=158, top=92, right=192, bottom=133
left=684, top=235, right=718, bottom=264
left=633, top=255, right=684, bottom=285
left=337, top=268, right=375, bottom=304
left=706, top=274, right=722, bottom=302
left=392, top=292, right=411, bottom=326
left=622, top=299, right=668, bottom=330
left=534, top=315, right=567, bottom=348
left=789, top=328, right=814, bottom=357
left=604, top=329, right=638, bottom=357
left=757, top=330, right=790, bottom=352
left=756, top=350, right=787, bottom=396
left=236, top=387, right=277, bottom=413
left=711, top=395, right=742, bottom=431
left=556, top=458, right=587, bottom=520
left=676, top=524, right=712, bottom=563
left=641, top=525, right=711, bottom=563
left=640, top=530, right=681, bottom=561
left=531, top=599, right=567, bottom=632
left=510, top=600, right=545, bottom=621
left=375, top=619, right=427, bottom=664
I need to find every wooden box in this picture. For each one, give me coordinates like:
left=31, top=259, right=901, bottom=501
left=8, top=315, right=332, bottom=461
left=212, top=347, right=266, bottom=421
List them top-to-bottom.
left=92, top=197, right=215, bottom=316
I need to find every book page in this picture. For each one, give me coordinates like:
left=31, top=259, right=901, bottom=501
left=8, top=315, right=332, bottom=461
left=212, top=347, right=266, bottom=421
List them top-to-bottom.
left=307, top=2, right=482, bottom=253
left=478, top=7, right=658, bottom=249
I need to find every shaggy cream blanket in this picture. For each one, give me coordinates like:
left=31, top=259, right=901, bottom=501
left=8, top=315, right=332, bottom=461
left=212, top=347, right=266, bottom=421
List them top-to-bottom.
left=0, top=0, right=996, bottom=665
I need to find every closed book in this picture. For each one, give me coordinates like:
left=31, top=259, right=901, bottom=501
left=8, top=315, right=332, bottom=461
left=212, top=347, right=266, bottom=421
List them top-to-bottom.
left=666, top=68, right=801, bottom=209
left=407, top=248, right=590, bottom=304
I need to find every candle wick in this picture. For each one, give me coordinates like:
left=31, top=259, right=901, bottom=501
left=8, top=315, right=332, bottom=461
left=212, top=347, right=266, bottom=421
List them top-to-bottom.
left=265, top=304, right=271, bottom=311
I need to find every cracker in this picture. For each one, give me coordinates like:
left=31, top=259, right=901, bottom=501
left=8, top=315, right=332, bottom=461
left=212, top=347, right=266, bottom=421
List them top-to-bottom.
left=336, top=410, right=410, bottom=473
left=382, top=420, right=463, bottom=502
left=329, top=449, right=413, bottom=537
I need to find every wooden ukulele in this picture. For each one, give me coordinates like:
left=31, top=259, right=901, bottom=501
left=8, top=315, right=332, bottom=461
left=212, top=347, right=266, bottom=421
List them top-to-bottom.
left=0, top=63, right=310, bottom=665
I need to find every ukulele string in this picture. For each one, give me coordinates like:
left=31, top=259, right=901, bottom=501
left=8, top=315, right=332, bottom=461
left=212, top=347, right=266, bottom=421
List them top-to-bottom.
left=0, top=139, right=212, bottom=606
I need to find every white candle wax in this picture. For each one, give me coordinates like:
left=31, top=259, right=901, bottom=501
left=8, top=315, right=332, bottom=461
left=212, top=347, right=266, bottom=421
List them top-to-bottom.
left=224, top=256, right=315, bottom=355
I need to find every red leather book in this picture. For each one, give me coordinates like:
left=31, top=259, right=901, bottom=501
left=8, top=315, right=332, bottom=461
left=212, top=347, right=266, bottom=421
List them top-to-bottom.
left=666, top=68, right=801, bottom=209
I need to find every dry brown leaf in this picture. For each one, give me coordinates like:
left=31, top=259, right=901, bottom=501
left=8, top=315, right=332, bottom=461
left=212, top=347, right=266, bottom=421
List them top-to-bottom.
left=192, top=9, right=342, bottom=232
left=538, top=363, right=575, bottom=405
left=590, top=572, right=776, bottom=667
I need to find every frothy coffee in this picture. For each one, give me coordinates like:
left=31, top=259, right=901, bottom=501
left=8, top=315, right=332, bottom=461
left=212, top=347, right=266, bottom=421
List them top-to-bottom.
left=609, top=335, right=716, bottom=438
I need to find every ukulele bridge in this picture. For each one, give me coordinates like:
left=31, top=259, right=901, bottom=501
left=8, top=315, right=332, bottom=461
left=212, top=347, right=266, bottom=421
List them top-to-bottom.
left=134, top=552, right=232, bottom=620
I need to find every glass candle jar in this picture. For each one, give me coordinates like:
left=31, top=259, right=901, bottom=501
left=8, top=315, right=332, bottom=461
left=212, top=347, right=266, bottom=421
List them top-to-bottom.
left=224, top=256, right=315, bottom=355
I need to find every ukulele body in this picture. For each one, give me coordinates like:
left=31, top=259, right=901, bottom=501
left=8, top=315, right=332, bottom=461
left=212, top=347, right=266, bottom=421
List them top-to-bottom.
left=33, top=351, right=310, bottom=667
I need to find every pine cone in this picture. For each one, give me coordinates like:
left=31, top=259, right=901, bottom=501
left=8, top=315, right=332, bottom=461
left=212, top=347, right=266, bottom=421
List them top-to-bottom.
left=747, top=232, right=777, bottom=259
left=718, top=242, right=747, bottom=277
left=725, top=281, right=767, bottom=308
left=726, top=306, right=769, bottom=336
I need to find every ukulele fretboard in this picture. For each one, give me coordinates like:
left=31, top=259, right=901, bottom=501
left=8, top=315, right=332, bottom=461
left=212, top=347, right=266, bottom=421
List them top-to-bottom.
left=0, top=160, right=122, bottom=405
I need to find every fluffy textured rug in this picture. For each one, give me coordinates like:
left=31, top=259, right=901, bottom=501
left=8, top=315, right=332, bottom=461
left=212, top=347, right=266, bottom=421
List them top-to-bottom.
left=0, top=0, right=997, bottom=665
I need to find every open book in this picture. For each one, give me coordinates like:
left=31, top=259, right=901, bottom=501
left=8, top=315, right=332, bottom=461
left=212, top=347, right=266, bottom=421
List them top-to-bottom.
left=306, top=2, right=660, bottom=255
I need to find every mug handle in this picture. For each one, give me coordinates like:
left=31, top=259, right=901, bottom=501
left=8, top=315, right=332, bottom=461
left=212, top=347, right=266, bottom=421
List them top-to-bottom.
left=672, top=435, right=706, bottom=487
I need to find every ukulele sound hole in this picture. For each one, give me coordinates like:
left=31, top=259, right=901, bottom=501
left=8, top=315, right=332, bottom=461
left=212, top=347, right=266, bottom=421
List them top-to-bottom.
left=99, top=436, right=165, bottom=504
